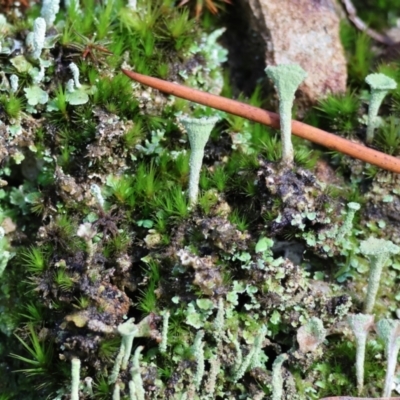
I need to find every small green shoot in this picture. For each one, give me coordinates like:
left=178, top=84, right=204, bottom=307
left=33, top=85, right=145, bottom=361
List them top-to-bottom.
left=96, top=0, right=114, bottom=39
left=163, top=8, right=195, bottom=50
left=141, top=31, right=156, bottom=57
left=348, top=33, right=373, bottom=86
left=52, top=85, right=68, bottom=119
left=315, top=91, right=360, bottom=135
left=1, top=94, right=23, bottom=119
left=375, top=116, right=400, bottom=155
left=124, top=120, right=145, bottom=147
left=294, top=146, right=318, bottom=169
left=173, top=152, right=190, bottom=186
left=135, top=162, right=160, bottom=201
left=211, top=165, right=229, bottom=192
left=110, top=175, right=136, bottom=207
left=156, top=186, right=190, bottom=220
left=198, top=190, right=219, bottom=214
left=229, top=209, right=249, bottom=232
left=104, top=232, right=132, bottom=256
left=19, top=247, right=47, bottom=274
left=137, top=261, right=160, bottom=313
left=54, top=269, right=75, bottom=291
left=73, top=296, right=90, bottom=310
left=19, top=302, right=46, bottom=324
left=10, top=324, right=53, bottom=380
left=99, top=337, right=120, bottom=362
left=94, top=374, right=112, bottom=399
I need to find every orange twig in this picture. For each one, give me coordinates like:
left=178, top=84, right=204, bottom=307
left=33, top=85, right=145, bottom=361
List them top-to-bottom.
left=122, top=69, right=400, bottom=174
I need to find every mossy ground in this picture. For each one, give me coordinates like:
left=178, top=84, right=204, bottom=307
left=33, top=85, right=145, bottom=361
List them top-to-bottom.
left=0, top=0, right=400, bottom=399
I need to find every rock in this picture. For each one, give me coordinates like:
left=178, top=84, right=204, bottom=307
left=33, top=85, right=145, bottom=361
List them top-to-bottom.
left=243, top=0, right=347, bottom=104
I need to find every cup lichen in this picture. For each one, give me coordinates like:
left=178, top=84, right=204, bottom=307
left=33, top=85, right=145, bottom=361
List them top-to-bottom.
left=3, top=0, right=400, bottom=398
left=26, top=17, right=46, bottom=60
left=265, top=64, right=307, bottom=165
left=365, top=73, right=397, bottom=144
left=178, top=115, right=219, bottom=205
left=336, top=202, right=360, bottom=243
left=360, top=237, right=400, bottom=314
left=347, top=313, right=374, bottom=395
left=376, top=318, right=400, bottom=398
left=271, top=353, right=288, bottom=400
left=70, top=357, right=81, bottom=400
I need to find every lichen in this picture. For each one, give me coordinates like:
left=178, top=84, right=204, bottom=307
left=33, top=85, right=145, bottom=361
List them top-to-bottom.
left=1, top=0, right=400, bottom=399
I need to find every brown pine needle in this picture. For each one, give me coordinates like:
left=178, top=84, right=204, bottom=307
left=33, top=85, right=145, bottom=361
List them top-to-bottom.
left=122, top=69, right=400, bottom=174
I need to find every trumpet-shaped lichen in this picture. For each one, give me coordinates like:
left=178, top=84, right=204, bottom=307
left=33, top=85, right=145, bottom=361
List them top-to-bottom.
left=265, top=64, right=307, bottom=165
left=365, top=73, right=397, bottom=144
left=179, top=115, right=219, bottom=205
left=360, top=237, right=400, bottom=313
left=347, top=313, right=374, bottom=395
left=376, top=319, right=400, bottom=398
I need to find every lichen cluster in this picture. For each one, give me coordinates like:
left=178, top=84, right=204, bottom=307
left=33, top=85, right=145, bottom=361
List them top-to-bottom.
left=0, top=1, right=400, bottom=399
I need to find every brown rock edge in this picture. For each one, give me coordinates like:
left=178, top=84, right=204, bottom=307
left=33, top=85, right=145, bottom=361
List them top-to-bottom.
left=243, top=0, right=347, bottom=103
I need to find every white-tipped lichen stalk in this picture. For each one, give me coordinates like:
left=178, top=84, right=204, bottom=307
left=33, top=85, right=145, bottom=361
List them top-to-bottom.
left=40, top=0, right=60, bottom=27
left=27, top=17, right=46, bottom=60
left=69, top=62, right=82, bottom=89
left=265, top=64, right=307, bottom=165
left=365, top=73, right=397, bottom=144
left=10, top=75, right=18, bottom=94
left=179, top=115, right=219, bottom=205
left=336, top=202, right=361, bottom=243
left=360, top=238, right=400, bottom=314
left=213, top=298, right=225, bottom=348
left=159, top=310, right=170, bottom=354
left=347, top=313, right=374, bottom=395
left=117, top=318, right=139, bottom=370
left=376, top=319, right=400, bottom=398
left=250, top=324, right=267, bottom=369
left=192, top=330, right=205, bottom=389
left=109, top=343, right=125, bottom=384
left=129, top=346, right=145, bottom=400
left=271, top=353, right=288, bottom=400
left=205, top=355, right=220, bottom=396
left=71, top=358, right=81, bottom=400
left=84, top=377, right=93, bottom=396
left=112, top=383, right=121, bottom=400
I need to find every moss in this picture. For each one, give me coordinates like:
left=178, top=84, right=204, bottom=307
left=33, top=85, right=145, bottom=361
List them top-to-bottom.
left=1, top=0, right=400, bottom=398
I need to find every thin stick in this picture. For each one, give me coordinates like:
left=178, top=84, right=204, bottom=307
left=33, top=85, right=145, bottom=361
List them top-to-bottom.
left=340, top=0, right=394, bottom=45
left=122, top=69, right=400, bottom=174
